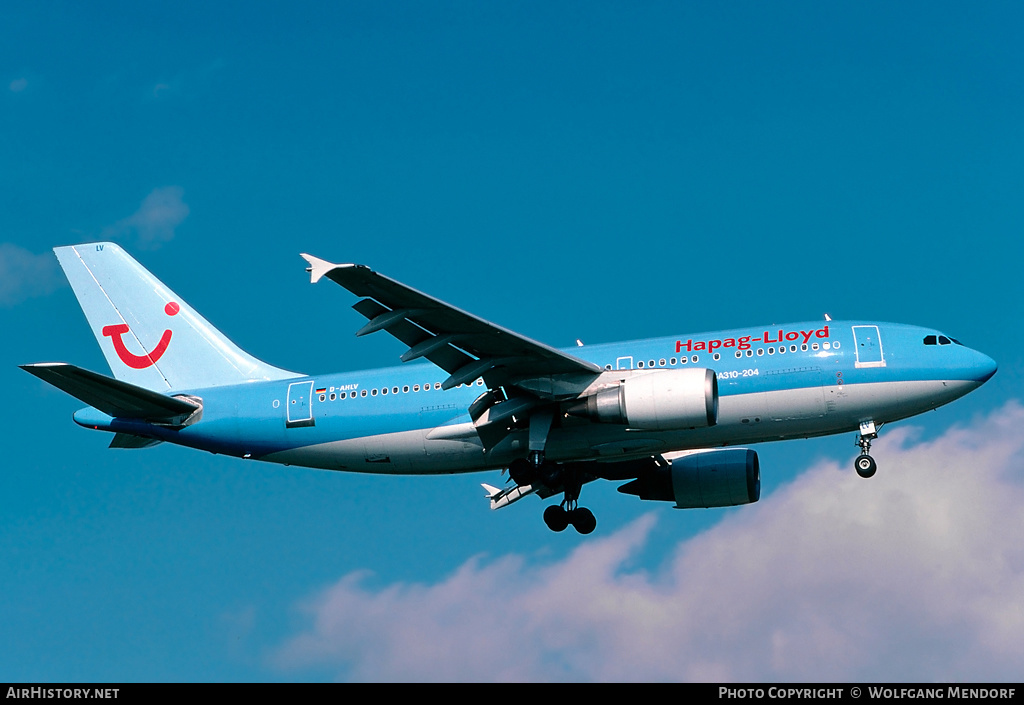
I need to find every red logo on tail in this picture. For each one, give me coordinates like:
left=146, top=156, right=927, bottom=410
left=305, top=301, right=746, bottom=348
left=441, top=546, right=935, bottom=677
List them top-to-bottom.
left=102, top=302, right=179, bottom=369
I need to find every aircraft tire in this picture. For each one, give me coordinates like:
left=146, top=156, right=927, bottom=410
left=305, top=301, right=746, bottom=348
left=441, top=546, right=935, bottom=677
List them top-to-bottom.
left=855, top=454, right=877, bottom=479
left=509, top=458, right=535, bottom=486
left=538, top=461, right=563, bottom=487
left=544, top=505, right=570, bottom=532
left=570, top=507, right=597, bottom=535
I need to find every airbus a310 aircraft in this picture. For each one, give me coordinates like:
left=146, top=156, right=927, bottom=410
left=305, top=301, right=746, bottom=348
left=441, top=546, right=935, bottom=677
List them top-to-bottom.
left=23, top=243, right=997, bottom=534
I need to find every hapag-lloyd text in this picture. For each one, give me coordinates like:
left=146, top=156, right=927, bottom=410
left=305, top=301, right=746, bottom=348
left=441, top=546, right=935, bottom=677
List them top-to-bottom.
left=677, top=326, right=831, bottom=354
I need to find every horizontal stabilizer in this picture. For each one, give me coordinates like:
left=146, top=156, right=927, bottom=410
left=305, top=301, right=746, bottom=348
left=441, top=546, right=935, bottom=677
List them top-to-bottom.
left=21, top=362, right=200, bottom=423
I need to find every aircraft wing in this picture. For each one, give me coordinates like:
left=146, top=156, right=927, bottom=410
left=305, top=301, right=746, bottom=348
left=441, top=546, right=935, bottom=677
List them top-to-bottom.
left=301, top=254, right=602, bottom=394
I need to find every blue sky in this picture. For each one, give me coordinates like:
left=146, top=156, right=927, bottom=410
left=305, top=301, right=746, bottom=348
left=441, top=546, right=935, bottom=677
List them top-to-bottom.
left=3, top=2, right=1022, bottom=681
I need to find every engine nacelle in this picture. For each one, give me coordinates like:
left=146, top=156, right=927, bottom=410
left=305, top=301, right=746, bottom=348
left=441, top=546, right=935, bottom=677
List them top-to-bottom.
left=569, top=368, right=718, bottom=430
left=618, top=448, right=760, bottom=508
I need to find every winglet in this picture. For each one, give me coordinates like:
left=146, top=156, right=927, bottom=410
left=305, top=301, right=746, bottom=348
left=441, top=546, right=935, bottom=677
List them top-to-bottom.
left=300, top=253, right=346, bottom=284
left=481, top=482, right=536, bottom=510
left=481, top=483, right=502, bottom=498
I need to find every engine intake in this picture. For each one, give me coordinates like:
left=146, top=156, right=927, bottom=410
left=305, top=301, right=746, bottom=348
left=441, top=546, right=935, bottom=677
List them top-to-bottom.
left=568, top=368, right=718, bottom=430
left=618, top=448, right=760, bottom=508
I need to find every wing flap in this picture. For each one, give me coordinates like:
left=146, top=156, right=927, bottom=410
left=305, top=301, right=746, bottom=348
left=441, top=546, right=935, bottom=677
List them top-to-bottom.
left=351, top=297, right=472, bottom=374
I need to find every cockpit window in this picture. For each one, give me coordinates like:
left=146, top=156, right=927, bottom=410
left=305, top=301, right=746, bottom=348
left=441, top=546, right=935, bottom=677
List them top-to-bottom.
left=924, top=334, right=961, bottom=346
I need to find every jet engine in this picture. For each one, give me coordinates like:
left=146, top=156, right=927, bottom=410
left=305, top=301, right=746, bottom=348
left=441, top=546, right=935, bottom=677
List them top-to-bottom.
left=567, top=368, right=718, bottom=430
left=618, top=448, right=760, bottom=508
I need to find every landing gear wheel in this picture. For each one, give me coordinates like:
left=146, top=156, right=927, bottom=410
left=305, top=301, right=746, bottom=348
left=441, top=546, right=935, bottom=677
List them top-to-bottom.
left=855, top=454, right=877, bottom=479
left=508, top=458, right=535, bottom=486
left=539, top=462, right=596, bottom=534
left=543, top=504, right=570, bottom=532
left=569, top=507, right=597, bottom=535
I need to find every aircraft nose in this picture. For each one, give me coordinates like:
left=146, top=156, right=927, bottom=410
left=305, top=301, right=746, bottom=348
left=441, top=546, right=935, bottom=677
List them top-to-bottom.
left=972, top=351, right=998, bottom=384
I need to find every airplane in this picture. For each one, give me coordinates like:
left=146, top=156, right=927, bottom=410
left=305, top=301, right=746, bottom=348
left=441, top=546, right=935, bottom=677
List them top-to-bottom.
left=22, top=243, right=998, bottom=534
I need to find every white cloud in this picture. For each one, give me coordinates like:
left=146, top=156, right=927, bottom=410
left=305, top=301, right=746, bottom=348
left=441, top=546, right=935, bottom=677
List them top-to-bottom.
left=151, top=83, right=173, bottom=99
left=102, top=186, right=190, bottom=248
left=0, top=189, right=188, bottom=306
left=0, top=243, right=63, bottom=307
left=272, top=402, right=1024, bottom=682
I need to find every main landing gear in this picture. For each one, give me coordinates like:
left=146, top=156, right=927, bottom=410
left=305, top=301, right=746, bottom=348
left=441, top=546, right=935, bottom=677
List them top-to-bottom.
left=854, top=420, right=879, bottom=479
left=509, top=451, right=598, bottom=535
left=544, top=503, right=597, bottom=534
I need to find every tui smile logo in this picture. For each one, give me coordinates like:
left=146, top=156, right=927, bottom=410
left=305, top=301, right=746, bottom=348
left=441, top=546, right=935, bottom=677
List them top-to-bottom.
left=102, top=302, right=179, bottom=369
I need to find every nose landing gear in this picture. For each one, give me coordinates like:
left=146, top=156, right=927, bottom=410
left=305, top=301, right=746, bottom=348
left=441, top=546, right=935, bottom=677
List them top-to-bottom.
left=854, top=420, right=879, bottom=478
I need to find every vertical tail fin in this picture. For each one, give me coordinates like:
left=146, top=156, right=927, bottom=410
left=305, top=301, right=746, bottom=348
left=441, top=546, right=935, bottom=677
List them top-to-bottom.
left=55, top=242, right=299, bottom=391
